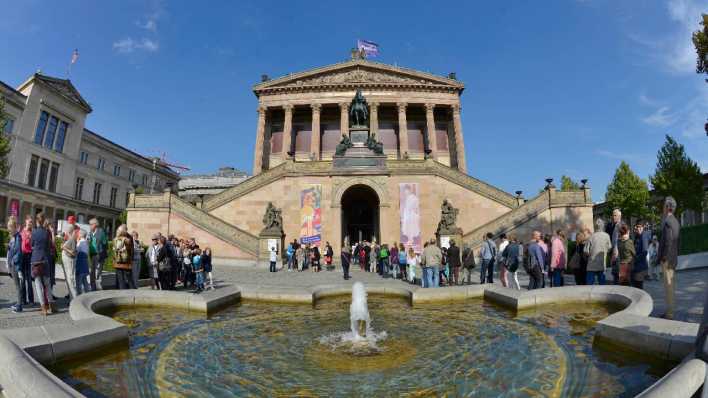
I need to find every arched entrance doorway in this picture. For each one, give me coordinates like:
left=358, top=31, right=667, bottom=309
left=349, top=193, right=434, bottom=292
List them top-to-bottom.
left=341, top=184, right=380, bottom=244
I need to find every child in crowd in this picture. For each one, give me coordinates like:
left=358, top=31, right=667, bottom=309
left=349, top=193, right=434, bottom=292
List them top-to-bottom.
left=75, top=230, right=91, bottom=295
left=202, top=247, right=214, bottom=290
left=407, top=247, right=419, bottom=285
left=192, top=249, right=205, bottom=293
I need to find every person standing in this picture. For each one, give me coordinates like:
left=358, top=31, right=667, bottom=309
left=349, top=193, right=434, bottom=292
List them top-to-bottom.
left=658, top=196, right=680, bottom=320
left=606, top=209, right=622, bottom=284
left=31, top=213, right=54, bottom=315
left=20, top=216, right=34, bottom=306
left=7, top=217, right=25, bottom=313
left=88, top=218, right=108, bottom=291
left=43, top=219, right=58, bottom=298
left=585, top=219, right=612, bottom=285
left=632, top=222, right=650, bottom=289
left=617, top=224, right=635, bottom=286
left=61, top=225, right=79, bottom=299
left=113, top=225, right=135, bottom=290
left=570, top=229, right=590, bottom=286
left=75, top=230, right=91, bottom=295
left=550, top=230, right=567, bottom=287
left=131, top=231, right=143, bottom=289
left=526, top=231, right=545, bottom=290
left=479, top=233, right=497, bottom=284
left=148, top=234, right=162, bottom=290
left=496, top=234, right=510, bottom=287
left=502, top=235, right=523, bottom=290
left=647, top=235, right=660, bottom=281
left=157, top=236, right=171, bottom=290
left=422, top=238, right=442, bottom=288
left=447, top=239, right=462, bottom=286
left=286, top=241, right=295, bottom=271
left=324, top=241, right=334, bottom=271
left=390, top=243, right=399, bottom=279
left=398, top=243, right=408, bottom=280
left=269, top=244, right=278, bottom=272
left=341, top=244, right=351, bottom=280
left=461, top=244, right=476, bottom=285
left=312, top=245, right=321, bottom=272
left=202, top=247, right=214, bottom=289
left=407, top=247, right=419, bottom=284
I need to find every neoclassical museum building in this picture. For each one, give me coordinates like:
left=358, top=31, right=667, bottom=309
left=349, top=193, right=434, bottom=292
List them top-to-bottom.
left=128, top=53, right=593, bottom=265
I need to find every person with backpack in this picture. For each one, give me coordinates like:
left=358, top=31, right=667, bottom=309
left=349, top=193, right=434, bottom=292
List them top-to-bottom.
left=31, top=213, right=54, bottom=315
left=7, top=216, right=25, bottom=313
left=88, top=218, right=108, bottom=291
left=112, top=225, right=135, bottom=289
left=527, top=231, right=546, bottom=290
left=479, top=232, right=497, bottom=284
left=502, top=235, right=523, bottom=290
left=157, top=236, right=172, bottom=290
left=447, top=240, right=462, bottom=286
left=379, top=244, right=390, bottom=278
left=461, top=244, right=476, bottom=285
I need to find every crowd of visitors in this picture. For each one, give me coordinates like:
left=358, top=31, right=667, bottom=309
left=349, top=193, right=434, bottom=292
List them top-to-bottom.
left=5, top=212, right=214, bottom=315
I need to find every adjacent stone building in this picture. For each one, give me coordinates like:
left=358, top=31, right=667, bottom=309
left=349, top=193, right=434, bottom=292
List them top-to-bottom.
left=127, top=54, right=593, bottom=266
left=0, top=73, right=178, bottom=234
left=178, top=167, right=249, bottom=206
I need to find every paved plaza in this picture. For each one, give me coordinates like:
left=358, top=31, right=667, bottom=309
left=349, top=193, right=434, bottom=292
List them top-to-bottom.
left=0, top=264, right=704, bottom=330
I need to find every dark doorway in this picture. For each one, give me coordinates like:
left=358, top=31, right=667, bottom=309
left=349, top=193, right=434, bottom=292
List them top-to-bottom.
left=341, top=185, right=380, bottom=244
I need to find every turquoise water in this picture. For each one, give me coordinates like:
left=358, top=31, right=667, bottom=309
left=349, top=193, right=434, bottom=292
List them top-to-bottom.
left=52, top=297, right=664, bottom=397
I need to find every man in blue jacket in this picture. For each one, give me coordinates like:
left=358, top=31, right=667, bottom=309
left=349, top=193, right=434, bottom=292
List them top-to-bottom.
left=6, top=216, right=24, bottom=313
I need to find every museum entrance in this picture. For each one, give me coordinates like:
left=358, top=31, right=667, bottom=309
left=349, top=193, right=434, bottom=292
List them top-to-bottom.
left=341, top=184, right=380, bottom=245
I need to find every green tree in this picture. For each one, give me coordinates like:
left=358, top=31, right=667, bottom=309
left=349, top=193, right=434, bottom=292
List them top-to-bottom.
left=693, top=14, right=708, bottom=75
left=0, top=97, right=11, bottom=178
left=650, top=135, right=704, bottom=217
left=605, top=161, right=651, bottom=222
left=559, top=175, right=581, bottom=191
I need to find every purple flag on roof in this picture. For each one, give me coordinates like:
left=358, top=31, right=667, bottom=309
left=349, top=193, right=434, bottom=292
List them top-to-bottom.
left=357, top=39, right=379, bottom=57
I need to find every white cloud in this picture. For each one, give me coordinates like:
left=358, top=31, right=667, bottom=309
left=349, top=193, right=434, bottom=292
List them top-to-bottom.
left=666, top=0, right=708, bottom=73
left=137, top=19, right=157, bottom=32
left=113, top=38, right=160, bottom=54
left=641, top=106, right=676, bottom=126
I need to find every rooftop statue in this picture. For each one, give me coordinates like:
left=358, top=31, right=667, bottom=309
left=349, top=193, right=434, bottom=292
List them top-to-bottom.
left=349, top=89, right=369, bottom=128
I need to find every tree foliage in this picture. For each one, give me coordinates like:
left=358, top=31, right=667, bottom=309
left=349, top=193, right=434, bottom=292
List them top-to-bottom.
left=693, top=14, right=708, bottom=75
left=0, top=97, right=11, bottom=178
left=650, top=135, right=704, bottom=216
left=605, top=161, right=651, bottom=221
left=559, top=175, right=581, bottom=191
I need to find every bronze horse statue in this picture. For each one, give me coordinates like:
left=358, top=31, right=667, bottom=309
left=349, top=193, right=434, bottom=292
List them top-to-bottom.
left=349, top=89, right=369, bottom=127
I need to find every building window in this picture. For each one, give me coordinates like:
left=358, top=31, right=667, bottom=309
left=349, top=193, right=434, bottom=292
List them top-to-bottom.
left=34, top=111, right=49, bottom=145
left=44, top=116, right=59, bottom=149
left=3, top=118, right=14, bottom=134
left=55, top=121, right=68, bottom=153
left=80, top=151, right=89, bottom=164
left=27, top=155, right=39, bottom=186
left=97, top=157, right=105, bottom=171
left=37, top=158, right=50, bottom=189
left=48, top=162, right=60, bottom=193
left=113, top=164, right=121, bottom=177
left=128, top=169, right=136, bottom=182
left=142, top=174, right=148, bottom=186
left=74, top=177, right=84, bottom=200
left=93, top=183, right=102, bottom=204
left=109, top=187, right=118, bottom=208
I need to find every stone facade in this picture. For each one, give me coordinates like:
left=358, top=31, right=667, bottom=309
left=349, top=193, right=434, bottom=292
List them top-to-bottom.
left=127, top=55, right=594, bottom=265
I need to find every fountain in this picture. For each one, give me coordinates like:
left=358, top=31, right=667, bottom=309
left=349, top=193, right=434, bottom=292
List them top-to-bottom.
left=350, top=282, right=370, bottom=339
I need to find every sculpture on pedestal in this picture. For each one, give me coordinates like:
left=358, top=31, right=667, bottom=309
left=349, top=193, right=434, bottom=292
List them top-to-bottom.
left=349, top=89, right=369, bottom=128
left=365, top=133, right=384, bottom=155
left=335, top=134, right=353, bottom=156
left=436, top=199, right=461, bottom=235
left=261, top=202, right=283, bottom=235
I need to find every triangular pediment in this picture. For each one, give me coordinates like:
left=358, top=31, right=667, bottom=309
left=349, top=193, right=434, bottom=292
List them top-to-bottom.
left=254, top=59, right=464, bottom=94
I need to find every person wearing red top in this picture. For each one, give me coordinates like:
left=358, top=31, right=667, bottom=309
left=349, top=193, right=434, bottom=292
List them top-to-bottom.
left=20, top=216, right=34, bottom=305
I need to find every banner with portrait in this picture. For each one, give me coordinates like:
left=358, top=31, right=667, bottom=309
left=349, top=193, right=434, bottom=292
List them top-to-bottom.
left=399, top=183, right=421, bottom=253
left=300, top=185, right=322, bottom=246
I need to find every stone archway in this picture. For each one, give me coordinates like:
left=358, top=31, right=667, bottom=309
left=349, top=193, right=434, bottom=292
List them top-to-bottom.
left=340, top=184, right=380, bottom=244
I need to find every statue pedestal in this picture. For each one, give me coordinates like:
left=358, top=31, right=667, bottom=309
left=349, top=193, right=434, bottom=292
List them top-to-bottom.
left=349, top=127, right=369, bottom=147
left=258, top=230, right=284, bottom=269
left=436, top=230, right=463, bottom=251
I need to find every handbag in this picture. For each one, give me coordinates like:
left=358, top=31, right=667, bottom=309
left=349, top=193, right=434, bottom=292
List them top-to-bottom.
left=568, top=253, right=580, bottom=271
left=31, top=261, right=44, bottom=279
left=619, top=262, right=632, bottom=284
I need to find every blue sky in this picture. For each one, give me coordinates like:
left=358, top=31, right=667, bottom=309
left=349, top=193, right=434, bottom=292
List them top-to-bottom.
left=2, top=0, right=707, bottom=202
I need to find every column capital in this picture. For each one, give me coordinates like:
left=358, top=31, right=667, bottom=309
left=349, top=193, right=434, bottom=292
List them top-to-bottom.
left=369, top=101, right=379, bottom=109
left=338, top=102, right=349, bottom=111
left=397, top=102, right=407, bottom=112
left=310, top=103, right=322, bottom=112
left=424, top=103, right=436, bottom=113
left=451, top=103, right=461, bottom=114
left=283, top=104, right=294, bottom=112
left=257, top=105, right=267, bottom=114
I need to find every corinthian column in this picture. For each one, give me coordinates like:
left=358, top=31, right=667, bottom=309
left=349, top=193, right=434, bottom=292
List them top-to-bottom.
left=369, top=101, right=379, bottom=137
left=339, top=102, right=349, bottom=138
left=397, top=102, right=408, bottom=158
left=310, top=103, right=321, bottom=160
left=425, top=103, right=437, bottom=160
left=281, top=104, right=293, bottom=159
left=452, top=104, right=466, bottom=172
left=253, top=105, right=267, bottom=174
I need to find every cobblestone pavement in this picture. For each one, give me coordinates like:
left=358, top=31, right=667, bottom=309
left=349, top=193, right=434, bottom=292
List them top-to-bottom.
left=0, top=264, right=705, bottom=330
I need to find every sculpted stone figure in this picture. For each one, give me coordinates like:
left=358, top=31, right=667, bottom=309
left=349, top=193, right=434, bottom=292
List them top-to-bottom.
left=349, top=89, right=369, bottom=127
left=365, top=133, right=384, bottom=155
left=335, top=134, right=353, bottom=156
left=437, top=199, right=460, bottom=235
left=261, top=202, right=283, bottom=234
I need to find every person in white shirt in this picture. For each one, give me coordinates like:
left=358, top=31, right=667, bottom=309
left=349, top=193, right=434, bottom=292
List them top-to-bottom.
left=497, top=234, right=510, bottom=287
left=269, top=245, right=278, bottom=272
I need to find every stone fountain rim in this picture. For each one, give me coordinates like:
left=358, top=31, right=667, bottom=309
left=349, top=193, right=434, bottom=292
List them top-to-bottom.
left=0, top=283, right=704, bottom=398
